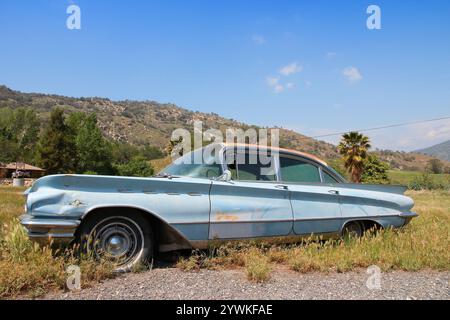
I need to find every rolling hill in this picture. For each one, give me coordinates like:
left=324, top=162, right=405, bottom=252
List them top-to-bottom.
left=0, top=85, right=446, bottom=172
left=416, top=140, right=450, bottom=161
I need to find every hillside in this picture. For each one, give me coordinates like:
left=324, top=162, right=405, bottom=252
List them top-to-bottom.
left=0, top=85, right=445, bottom=171
left=416, top=140, right=450, bottom=161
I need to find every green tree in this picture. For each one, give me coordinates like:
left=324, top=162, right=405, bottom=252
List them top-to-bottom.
left=0, top=107, right=40, bottom=164
left=12, top=108, right=40, bottom=163
left=38, top=108, right=76, bottom=174
left=0, top=109, right=17, bottom=163
left=66, top=111, right=88, bottom=137
left=73, top=113, right=113, bottom=174
left=338, top=131, right=371, bottom=183
left=0, top=136, right=17, bottom=163
left=111, top=142, right=141, bottom=165
left=141, top=145, right=165, bottom=160
left=361, top=154, right=390, bottom=184
left=114, top=156, right=154, bottom=177
left=427, top=158, right=444, bottom=174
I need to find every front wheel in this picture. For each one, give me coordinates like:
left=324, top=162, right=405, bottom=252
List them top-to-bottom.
left=78, top=212, right=153, bottom=272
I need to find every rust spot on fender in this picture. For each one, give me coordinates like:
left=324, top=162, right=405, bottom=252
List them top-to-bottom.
left=68, top=199, right=85, bottom=207
left=215, top=212, right=239, bottom=221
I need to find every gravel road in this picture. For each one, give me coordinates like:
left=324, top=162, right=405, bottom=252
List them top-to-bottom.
left=46, top=267, right=449, bottom=300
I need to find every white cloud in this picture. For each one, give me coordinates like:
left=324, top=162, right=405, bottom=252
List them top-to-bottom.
left=252, top=34, right=266, bottom=45
left=326, top=52, right=337, bottom=59
left=266, top=62, right=303, bottom=93
left=279, top=62, right=303, bottom=76
left=342, top=66, right=363, bottom=83
left=266, top=76, right=279, bottom=86
left=266, top=77, right=286, bottom=93
left=266, top=78, right=296, bottom=93
left=274, top=84, right=284, bottom=93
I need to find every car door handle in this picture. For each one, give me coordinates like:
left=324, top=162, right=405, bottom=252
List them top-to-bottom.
left=275, top=185, right=289, bottom=190
left=328, top=190, right=339, bottom=195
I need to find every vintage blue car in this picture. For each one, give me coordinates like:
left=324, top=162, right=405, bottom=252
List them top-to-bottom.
left=20, top=143, right=417, bottom=270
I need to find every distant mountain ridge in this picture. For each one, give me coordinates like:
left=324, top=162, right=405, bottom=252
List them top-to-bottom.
left=0, top=85, right=446, bottom=172
left=416, top=140, right=450, bottom=161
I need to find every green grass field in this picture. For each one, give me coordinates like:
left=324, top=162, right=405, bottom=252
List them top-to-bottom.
left=388, top=170, right=450, bottom=186
left=1, top=185, right=449, bottom=296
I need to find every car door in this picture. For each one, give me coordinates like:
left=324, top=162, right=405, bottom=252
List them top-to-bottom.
left=209, top=149, right=293, bottom=240
left=279, top=154, right=343, bottom=236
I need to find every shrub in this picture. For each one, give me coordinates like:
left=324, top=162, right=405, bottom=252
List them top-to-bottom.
left=361, top=155, right=390, bottom=184
left=427, top=159, right=444, bottom=174
left=408, top=174, right=449, bottom=190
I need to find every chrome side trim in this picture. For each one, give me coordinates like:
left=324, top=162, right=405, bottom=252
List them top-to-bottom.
left=294, top=213, right=412, bottom=222
left=210, top=218, right=292, bottom=224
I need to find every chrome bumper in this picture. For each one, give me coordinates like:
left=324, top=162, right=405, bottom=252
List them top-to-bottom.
left=398, top=212, right=418, bottom=226
left=399, top=212, right=418, bottom=218
left=20, top=214, right=80, bottom=245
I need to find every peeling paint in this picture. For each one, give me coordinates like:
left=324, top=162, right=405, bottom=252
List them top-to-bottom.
left=68, top=199, right=85, bottom=207
left=215, top=212, right=240, bottom=221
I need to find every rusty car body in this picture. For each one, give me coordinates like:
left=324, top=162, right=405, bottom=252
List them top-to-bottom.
left=20, top=143, right=417, bottom=270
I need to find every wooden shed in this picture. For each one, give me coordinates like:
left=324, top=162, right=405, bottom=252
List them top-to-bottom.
left=0, top=162, right=45, bottom=179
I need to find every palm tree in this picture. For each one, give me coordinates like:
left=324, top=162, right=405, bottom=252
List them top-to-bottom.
left=338, top=131, right=371, bottom=183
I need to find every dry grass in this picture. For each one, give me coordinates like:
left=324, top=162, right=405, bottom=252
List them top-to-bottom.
left=150, top=157, right=172, bottom=173
left=0, top=186, right=115, bottom=298
left=177, top=190, right=450, bottom=282
left=243, top=248, right=271, bottom=282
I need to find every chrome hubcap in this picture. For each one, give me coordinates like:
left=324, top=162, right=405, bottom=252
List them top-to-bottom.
left=89, top=217, right=144, bottom=267
left=106, top=235, right=129, bottom=257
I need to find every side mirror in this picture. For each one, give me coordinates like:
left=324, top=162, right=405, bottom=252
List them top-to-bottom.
left=217, top=170, right=232, bottom=182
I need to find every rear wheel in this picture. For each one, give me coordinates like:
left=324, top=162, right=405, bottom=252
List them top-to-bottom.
left=78, top=212, right=153, bottom=272
left=342, top=221, right=363, bottom=239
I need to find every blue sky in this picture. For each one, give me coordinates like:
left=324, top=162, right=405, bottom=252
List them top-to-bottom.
left=1, top=0, right=449, bottom=151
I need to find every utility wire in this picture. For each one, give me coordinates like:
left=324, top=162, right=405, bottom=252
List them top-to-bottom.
left=311, top=116, right=450, bottom=139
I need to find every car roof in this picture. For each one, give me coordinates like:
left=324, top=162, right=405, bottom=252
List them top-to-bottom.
left=218, top=143, right=328, bottom=167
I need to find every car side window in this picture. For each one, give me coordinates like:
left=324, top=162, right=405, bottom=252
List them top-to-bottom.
left=227, top=151, right=277, bottom=181
left=280, top=156, right=321, bottom=183
left=322, top=170, right=338, bottom=183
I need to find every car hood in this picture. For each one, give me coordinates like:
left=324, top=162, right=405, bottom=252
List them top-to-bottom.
left=28, top=174, right=211, bottom=193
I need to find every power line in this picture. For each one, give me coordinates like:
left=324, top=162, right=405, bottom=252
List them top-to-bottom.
left=311, top=116, right=450, bottom=139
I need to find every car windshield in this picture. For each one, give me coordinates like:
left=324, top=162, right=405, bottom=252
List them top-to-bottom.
left=161, top=146, right=222, bottom=179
